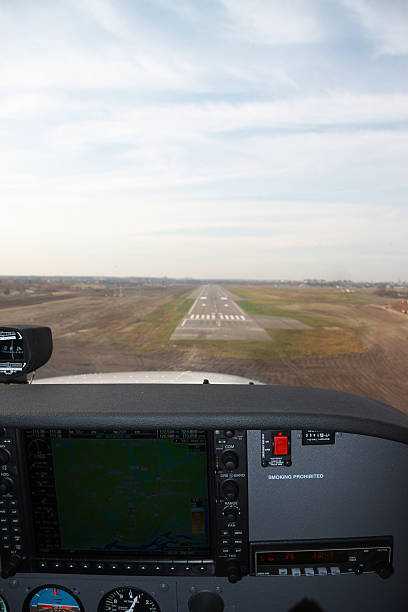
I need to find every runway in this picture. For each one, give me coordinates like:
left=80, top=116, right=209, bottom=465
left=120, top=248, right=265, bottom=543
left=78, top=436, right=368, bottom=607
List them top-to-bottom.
left=170, top=285, right=271, bottom=341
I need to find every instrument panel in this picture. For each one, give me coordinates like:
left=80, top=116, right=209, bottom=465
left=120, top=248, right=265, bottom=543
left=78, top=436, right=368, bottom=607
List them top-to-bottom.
left=0, top=383, right=406, bottom=611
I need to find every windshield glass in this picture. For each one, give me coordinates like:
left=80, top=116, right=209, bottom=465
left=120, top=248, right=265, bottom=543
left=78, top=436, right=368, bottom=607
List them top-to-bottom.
left=1, top=1, right=407, bottom=411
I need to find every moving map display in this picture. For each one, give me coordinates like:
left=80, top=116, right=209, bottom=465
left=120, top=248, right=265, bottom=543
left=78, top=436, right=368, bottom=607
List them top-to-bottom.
left=25, top=429, right=210, bottom=556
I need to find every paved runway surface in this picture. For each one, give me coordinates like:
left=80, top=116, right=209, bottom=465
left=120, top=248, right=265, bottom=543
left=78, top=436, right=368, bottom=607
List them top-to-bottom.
left=171, top=285, right=271, bottom=341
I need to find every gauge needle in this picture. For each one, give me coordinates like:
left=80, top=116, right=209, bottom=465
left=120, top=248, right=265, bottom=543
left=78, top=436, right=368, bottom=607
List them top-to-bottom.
left=124, top=596, right=139, bottom=612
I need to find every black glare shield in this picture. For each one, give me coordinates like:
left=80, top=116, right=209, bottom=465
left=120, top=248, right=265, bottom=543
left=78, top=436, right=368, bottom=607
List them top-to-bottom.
left=0, top=325, right=52, bottom=381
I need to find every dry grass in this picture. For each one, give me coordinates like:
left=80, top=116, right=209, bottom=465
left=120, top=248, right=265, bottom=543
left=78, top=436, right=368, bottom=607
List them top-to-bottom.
left=115, top=294, right=194, bottom=347
left=267, top=328, right=366, bottom=359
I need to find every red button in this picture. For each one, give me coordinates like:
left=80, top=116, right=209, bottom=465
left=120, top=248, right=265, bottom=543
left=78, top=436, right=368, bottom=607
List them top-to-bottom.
left=274, top=436, right=288, bottom=455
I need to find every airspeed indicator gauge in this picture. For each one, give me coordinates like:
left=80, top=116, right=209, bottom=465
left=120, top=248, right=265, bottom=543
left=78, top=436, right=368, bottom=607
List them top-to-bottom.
left=98, top=587, right=160, bottom=612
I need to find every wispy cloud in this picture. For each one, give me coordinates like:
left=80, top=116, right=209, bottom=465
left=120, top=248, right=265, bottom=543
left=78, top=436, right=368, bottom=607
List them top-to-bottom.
left=1, top=0, right=407, bottom=279
left=220, top=0, right=325, bottom=45
left=344, top=0, right=408, bottom=55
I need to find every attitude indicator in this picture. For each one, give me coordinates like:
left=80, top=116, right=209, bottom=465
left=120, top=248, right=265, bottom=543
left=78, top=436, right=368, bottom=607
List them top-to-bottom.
left=25, top=586, right=83, bottom=611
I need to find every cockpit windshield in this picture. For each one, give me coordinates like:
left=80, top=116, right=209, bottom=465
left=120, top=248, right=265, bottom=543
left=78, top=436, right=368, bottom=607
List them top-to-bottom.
left=0, top=1, right=407, bottom=413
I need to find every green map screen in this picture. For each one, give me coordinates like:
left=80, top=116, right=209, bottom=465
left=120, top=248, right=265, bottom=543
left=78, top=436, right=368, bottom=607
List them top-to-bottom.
left=25, top=429, right=210, bottom=556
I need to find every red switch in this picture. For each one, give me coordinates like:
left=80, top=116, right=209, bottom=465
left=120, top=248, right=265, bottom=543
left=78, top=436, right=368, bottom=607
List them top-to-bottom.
left=274, top=436, right=288, bottom=455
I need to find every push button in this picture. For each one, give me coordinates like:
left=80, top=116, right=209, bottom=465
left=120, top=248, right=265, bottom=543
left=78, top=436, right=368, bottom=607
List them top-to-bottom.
left=274, top=436, right=288, bottom=455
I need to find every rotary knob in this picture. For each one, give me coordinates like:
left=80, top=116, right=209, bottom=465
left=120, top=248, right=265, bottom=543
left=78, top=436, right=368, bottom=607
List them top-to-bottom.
left=0, top=449, right=10, bottom=466
left=221, top=451, right=239, bottom=471
left=0, top=477, right=13, bottom=495
left=221, top=479, right=239, bottom=501
left=223, top=507, right=238, bottom=522
left=226, top=560, right=242, bottom=584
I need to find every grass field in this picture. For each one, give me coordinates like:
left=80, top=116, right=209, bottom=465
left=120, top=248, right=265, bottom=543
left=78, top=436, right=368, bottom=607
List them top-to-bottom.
left=2, top=281, right=407, bottom=413
left=230, top=286, right=377, bottom=305
left=115, top=293, right=194, bottom=348
left=235, top=299, right=339, bottom=328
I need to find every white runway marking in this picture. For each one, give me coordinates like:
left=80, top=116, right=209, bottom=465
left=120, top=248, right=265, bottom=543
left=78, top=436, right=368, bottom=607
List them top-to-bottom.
left=171, top=284, right=271, bottom=341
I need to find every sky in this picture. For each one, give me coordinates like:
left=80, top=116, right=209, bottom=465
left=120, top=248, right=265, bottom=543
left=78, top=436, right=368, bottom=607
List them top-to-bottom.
left=1, top=0, right=407, bottom=281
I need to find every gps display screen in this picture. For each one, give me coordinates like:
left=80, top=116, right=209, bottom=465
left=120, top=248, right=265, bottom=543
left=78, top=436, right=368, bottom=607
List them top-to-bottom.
left=24, top=429, right=210, bottom=556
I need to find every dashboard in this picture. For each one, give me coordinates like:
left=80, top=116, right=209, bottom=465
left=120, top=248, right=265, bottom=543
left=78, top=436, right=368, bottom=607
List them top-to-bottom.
left=0, top=383, right=407, bottom=611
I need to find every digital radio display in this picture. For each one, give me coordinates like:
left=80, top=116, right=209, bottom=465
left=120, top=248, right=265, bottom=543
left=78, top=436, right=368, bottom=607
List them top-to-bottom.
left=24, top=429, right=210, bottom=557
left=257, top=549, right=349, bottom=565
